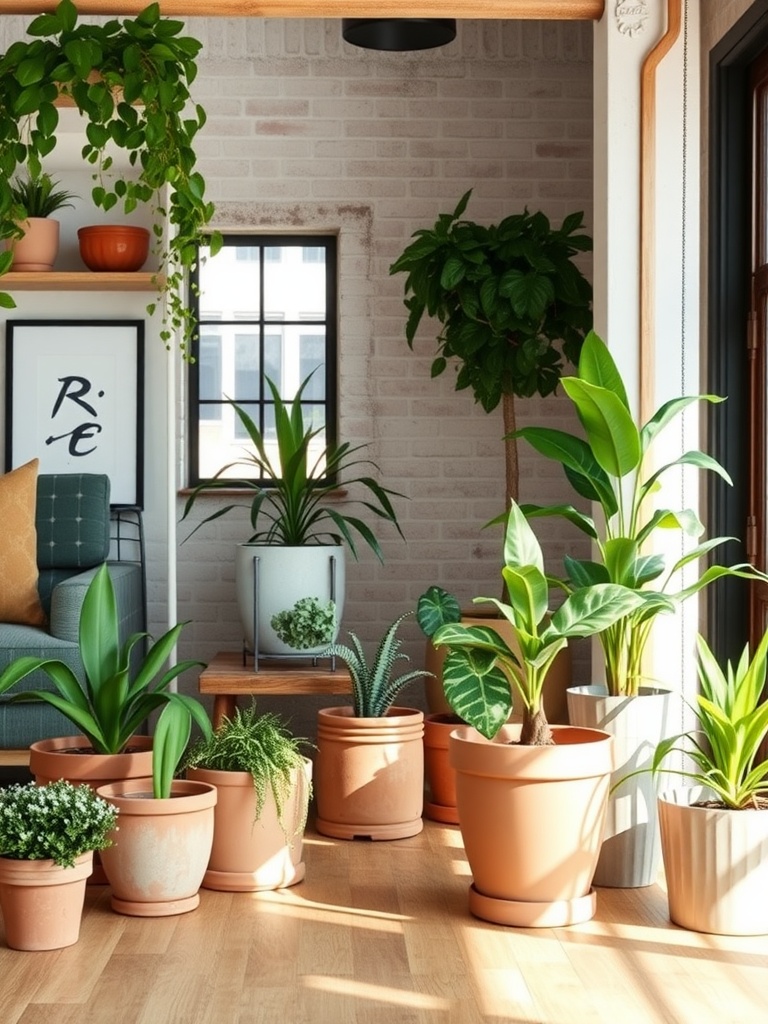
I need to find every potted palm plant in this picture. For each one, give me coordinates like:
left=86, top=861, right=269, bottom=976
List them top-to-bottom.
left=0, top=0, right=218, bottom=350
left=5, top=172, right=77, bottom=271
left=511, top=329, right=763, bottom=887
left=182, top=372, right=404, bottom=658
left=420, top=500, right=645, bottom=927
left=314, top=613, right=431, bottom=840
left=622, top=632, right=768, bottom=935
left=183, top=702, right=312, bottom=892
left=0, top=779, right=117, bottom=950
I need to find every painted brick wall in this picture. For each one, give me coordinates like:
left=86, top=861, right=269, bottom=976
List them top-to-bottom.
left=176, top=18, right=595, bottom=729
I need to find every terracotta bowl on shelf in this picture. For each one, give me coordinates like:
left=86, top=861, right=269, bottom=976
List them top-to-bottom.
left=77, top=224, right=150, bottom=272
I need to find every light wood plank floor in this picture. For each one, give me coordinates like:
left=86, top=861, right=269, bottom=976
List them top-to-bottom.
left=2, top=817, right=768, bottom=1024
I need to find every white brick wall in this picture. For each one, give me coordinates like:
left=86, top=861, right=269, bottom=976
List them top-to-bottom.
left=175, top=18, right=595, bottom=728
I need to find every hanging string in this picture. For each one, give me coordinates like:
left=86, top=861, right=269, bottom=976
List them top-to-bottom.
left=679, top=0, right=690, bottom=742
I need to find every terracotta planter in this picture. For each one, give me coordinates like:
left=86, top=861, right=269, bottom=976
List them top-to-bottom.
left=7, top=216, right=60, bottom=271
left=77, top=224, right=150, bottom=271
left=424, top=614, right=572, bottom=725
left=566, top=685, right=675, bottom=887
left=315, top=706, right=424, bottom=840
left=423, top=713, right=463, bottom=824
left=450, top=723, right=613, bottom=927
left=29, top=735, right=153, bottom=886
left=187, top=758, right=312, bottom=892
left=96, top=778, right=216, bottom=917
left=658, top=787, right=768, bottom=935
left=0, top=851, right=93, bottom=950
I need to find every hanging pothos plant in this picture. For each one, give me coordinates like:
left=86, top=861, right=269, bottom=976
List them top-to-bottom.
left=0, top=0, right=220, bottom=353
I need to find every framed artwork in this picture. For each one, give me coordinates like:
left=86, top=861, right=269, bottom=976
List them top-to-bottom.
left=5, top=319, right=145, bottom=508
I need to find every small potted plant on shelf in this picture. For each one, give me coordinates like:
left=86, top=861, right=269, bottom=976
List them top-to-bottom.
left=0, top=0, right=219, bottom=350
left=5, top=172, right=78, bottom=272
left=511, top=329, right=765, bottom=888
left=182, top=372, right=404, bottom=659
left=420, top=500, right=645, bottom=927
left=314, top=613, right=432, bottom=840
left=623, top=631, right=768, bottom=936
left=97, top=697, right=216, bottom=918
left=183, top=701, right=313, bottom=892
left=0, top=779, right=117, bottom=950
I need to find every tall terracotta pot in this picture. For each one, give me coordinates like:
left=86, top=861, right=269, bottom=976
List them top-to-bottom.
left=566, top=685, right=675, bottom=887
left=315, top=706, right=424, bottom=840
left=423, top=712, right=462, bottom=824
left=450, top=723, right=613, bottom=927
left=29, top=734, right=153, bottom=885
left=187, top=758, right=312, bottom=892
left=96, top=778, right=216, bottom=917
left=658, top=786, right=768, bottom=935
left=0, top=851, right=93, bottom=950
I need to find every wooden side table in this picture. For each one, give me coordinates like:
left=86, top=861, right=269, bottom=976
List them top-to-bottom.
left=198, top=651, right=352, bottom=727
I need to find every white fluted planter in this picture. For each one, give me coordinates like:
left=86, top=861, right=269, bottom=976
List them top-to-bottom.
left=567, top=685, right=675, bottom=887
left=658, top=787, right=768, bottom=936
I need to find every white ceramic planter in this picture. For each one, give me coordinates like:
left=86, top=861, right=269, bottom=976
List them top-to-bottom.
left=235, top=543, right=345, bottom=656
left=567, top=684, right=675, bottom=887
left=658, top=786, right=768, bottom=935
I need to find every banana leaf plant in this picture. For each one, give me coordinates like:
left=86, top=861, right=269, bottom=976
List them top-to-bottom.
left=511, top=330, right=764, bottom=697
left=417, top=501, right=646, bottom=745
left=0, top=563, right=212, bottom=786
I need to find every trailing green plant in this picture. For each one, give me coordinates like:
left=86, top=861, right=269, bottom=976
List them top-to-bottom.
left=0, top=0, right=220, bottom=349
left=9, top=172, right=77, bottom=219
left=389, top=189, right=593, bottom=504
left=511, top=330, right=763, bottom=697
left=182, top=372, right=404, bottom=561
left=417, top=501, right=646, bottom=745
left=0, top=563, right=210, bottom=759
left=271, top=597, right=336, bottom=650
left=324, top=613, right=432, bottom=718
left=623, top=632, right=768, bottom=810
left=183, top=702, right=312, bottom=840
left=0, top=779, right=118, bottom=867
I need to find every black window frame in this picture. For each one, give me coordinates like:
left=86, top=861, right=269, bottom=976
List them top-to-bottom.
left=188, top=233, right=338, bottom=487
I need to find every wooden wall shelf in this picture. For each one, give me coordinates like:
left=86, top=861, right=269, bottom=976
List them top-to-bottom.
left=3, top=271, right=163, bottom=292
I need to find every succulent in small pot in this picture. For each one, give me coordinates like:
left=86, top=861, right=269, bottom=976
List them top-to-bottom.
left=5, top=172, right=78, bottom=271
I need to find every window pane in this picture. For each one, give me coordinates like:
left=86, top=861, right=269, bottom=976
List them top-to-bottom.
left=300, top=332, right=326, bottom=400
left=199, top=333, right=222, bottom=420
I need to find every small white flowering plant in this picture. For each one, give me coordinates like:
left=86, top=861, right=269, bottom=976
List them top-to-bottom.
left=0, top=780, right=118, bottom=868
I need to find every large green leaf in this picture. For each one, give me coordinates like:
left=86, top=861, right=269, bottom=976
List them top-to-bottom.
left=576, top=331, right=629, bottom=409
left=561, top=377, right=641, bottom=478
left=640, top=394, right=725, bottom=453
left=512, top=427, right=618, bottom=517
left=502, top=499, right=544, bottom=573
left=502, top=564, right=548, bottom=633
left=79, top=565, right=119, bottom=703
left=549, top=583, right=646, bottom=639
left=416, top=586, right=461, bottom=638
left=441, top=648, right=513, bottom=740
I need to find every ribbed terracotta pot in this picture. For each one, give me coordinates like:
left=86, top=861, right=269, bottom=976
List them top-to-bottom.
left=8, top=217, right=60, bottom=271
left=567, top=685, right=675, bottom=887
left=314, top=706, right=424, bottom=840
left=423, top=713, right=463, bottom=824
left=450, top=723, right=613, bottom=927
left=30, top=735, right=153, bottom=885
left=187, top=758, right=312, bottom=892
left=96, top=778, right=216, bottom=917
left=658, top=787, right=768, bottom=935
left=0, top=851, right=93, bottom=950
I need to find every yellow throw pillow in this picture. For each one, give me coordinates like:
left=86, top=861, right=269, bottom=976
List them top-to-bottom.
left=0, top=459, right=46, bottom=626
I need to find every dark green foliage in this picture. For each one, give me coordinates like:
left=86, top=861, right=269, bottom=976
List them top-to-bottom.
left=9, top=172, right=77, bottom=218
left=389, top=190, right=593, bottom=411
left=325, top=613, right=432, bottom=718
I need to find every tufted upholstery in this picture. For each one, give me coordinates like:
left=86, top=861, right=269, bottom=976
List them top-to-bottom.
left=0, top=474, right=145, bottom=754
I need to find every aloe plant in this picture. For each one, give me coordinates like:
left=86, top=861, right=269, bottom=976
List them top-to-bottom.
left=511, top=330, right=763, bottom=697
left=182, top=372, right=404, bottom=561
left=418, top=501, right=646, bottom=745
left=0, top=564, right=211, bottom=778
left=324, top=613, right=432, bottom=718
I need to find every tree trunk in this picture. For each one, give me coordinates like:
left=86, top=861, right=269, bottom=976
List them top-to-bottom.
left=502, top=392, right=519, bottom=510
left=520, top=706, right=554, bottom=746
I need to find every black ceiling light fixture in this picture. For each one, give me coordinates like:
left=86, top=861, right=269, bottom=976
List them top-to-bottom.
left=341, top=19, right=457, bottom=52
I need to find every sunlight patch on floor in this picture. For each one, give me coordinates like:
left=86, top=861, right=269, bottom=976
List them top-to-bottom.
left=302, top=974, right=452, bottom=1010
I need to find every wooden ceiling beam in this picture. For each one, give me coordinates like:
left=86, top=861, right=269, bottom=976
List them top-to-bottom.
left=0, top=1, right=605, bottom=19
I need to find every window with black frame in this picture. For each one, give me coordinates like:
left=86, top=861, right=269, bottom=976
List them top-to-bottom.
left=188, top=235, right=338, bottom=486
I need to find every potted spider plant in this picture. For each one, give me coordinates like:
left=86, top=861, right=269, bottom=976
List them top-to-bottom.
left=0, top=0, right=219, bottom=350
left=5, top=172, right=77, bottom=271
left=511, top=329, right=764, bottom=887
left=182, top=372, right=404, bottom=658
left=420, top=500, right=645, bottom=927
left=314, top=613, right=431, bottom=840
left=624, top=632, right=768, bottom=935
left=183, top=702, right=313, bottom=892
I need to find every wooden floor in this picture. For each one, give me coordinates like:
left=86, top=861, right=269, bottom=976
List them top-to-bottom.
left=2, top=817, right=768, bottom=1024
